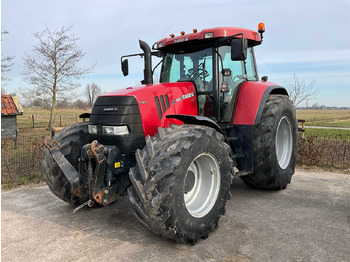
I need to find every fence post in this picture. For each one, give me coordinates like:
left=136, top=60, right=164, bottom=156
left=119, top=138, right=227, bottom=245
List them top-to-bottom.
left=32, top=114, right=35, bottom=128
left=59, top=115, right=62, bottom=127
left=298, top=119, right=306, bottom=139
left=302, top=121, right=305, bottom=139
left=15, top=129, right=18, bottom=149
left=51, top=129, right=55, bottom=138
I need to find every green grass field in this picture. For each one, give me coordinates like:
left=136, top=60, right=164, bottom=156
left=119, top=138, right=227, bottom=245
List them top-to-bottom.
left=17, top=107, right=90, bottom=132
left=296, top=109, right=350, bottom=128
left=296, top=109, right=350, bottom=140
left=303, top=128, right=350, bottom=140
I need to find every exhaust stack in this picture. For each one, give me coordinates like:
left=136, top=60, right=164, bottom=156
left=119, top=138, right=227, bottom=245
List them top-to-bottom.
left=139, top=40, right=153, bottom=85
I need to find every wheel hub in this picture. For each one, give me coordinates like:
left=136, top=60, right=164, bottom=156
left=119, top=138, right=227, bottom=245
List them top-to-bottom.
left=275, top=116, right=293, bottom=169
left=184, top=153, right=221, bottom=218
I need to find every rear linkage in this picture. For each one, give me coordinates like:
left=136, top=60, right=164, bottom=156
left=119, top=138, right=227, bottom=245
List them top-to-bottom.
left=43, top=138, right=126, bottom=212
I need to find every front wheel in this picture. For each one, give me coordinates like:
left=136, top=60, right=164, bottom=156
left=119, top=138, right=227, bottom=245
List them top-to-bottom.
left=240, top=95, right=298, bottom=190
left=42, top=122, right=91, bottom=205
left=128, top=125, right=233, bottom=243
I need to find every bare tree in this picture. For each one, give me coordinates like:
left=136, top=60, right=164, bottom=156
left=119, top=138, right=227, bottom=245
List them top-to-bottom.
left=22, top=26, right=94, bottom=128
left=1, top=30, right=15, bottom=87
left=284, top=73, right=319, bottom=108
left=84, top=83, right=101, bottom=107
left=74, top=99, right=88, bottom=109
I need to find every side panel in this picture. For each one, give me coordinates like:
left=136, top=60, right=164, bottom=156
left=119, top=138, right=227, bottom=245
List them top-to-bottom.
left=233, top=81, right=287, bottom=125
left=105, top=82, right=198, bottom=138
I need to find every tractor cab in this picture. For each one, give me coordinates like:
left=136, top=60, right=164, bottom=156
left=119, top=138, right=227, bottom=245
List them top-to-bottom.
left=122, top=25, right=265, bottom=123
left=155, top=26, right=263, bottom=123
left=159, top=38, right=259, bottom=122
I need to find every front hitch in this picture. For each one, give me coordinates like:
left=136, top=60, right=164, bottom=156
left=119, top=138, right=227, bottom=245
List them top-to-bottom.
left=43, top=138, right=117, bottom=208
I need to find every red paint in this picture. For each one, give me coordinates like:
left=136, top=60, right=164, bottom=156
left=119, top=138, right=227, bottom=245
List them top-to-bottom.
left=157, top=27, right=261, bottom=49
left=100, top=79, right=279, bottom=133
left=233, top=81, right=275, bottom=125
left=101, top=82, right=197, bottom=137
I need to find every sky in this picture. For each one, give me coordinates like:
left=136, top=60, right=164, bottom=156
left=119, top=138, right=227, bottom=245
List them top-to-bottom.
left=1, top=0, right=350, bottom=107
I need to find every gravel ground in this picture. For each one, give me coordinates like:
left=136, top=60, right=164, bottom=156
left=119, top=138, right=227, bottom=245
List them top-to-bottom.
left=2, top=168, right=350, bottom=262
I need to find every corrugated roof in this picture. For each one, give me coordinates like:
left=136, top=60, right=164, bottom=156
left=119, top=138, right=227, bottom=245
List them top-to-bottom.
left=1, top=94, right=21, bottom=116
left=11, top=95, right=24, bottom=114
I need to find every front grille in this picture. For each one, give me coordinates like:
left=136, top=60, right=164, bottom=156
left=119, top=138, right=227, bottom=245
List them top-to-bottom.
left=90, top=96, right=145, bottom=154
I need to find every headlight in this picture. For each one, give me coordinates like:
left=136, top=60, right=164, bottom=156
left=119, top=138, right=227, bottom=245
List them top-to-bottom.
left=88, top=125, right=97, bottom=134
left=102, top=125, right=129, bottom=136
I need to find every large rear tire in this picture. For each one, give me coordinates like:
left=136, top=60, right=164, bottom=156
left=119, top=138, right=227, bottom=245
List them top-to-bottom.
left=240, top=95, right=298, bottom=190
left=42, top=122, right=91, bottom=205
left=128, top=125, right=233, bottom=243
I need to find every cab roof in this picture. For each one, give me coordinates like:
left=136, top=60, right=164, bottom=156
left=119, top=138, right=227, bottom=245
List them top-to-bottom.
left=155, top=27, right=262, bottom=50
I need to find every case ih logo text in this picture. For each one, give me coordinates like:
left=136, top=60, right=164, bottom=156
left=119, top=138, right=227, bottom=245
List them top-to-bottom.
left=174, top=37, right=188, bottom=43
left=172, top=92, right=195, bottom=104
left=103, top=107, right=119, bottom=112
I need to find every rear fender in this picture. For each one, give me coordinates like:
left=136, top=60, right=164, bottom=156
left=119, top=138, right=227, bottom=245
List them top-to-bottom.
left=232, top=81, right=288, bottom=173
left=233, top=81, right=288, bottom=125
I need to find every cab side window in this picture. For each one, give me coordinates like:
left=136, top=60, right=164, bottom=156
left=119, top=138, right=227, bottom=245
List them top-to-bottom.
left=245, top=48, right=258, bottom=81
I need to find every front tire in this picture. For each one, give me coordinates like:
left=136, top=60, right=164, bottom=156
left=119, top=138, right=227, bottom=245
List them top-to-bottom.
left=240, top=95, right=298, bottom=190
left=42, top=122, right=91, bottom=205
left=128, top=125, right=233, bottom=243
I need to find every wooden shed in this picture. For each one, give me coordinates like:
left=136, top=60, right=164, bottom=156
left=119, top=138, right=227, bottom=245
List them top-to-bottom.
left=1, top=94, right=23, bottom=139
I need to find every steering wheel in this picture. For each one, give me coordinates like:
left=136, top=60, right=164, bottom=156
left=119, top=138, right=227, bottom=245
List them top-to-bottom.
left=188, top=68, right=209, bottom=78
left=232, top=75, right=243, bottom=82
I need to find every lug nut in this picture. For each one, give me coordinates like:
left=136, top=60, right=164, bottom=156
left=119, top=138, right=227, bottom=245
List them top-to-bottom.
left=104, top=189, right=109, bottom=194
left=103, top=199, right=108, bottom=204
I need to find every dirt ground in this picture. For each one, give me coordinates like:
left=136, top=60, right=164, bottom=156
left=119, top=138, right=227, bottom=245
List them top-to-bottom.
left=2, top=168, right=350, bottom=262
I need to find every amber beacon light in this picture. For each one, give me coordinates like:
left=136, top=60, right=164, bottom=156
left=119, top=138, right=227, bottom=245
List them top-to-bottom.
left=258, top=23, right=265, bottom=41
left=258, top=23, right=265, bottom=33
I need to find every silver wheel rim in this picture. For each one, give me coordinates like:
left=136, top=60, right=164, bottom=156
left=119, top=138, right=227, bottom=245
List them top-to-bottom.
left=275, top=116, right=293, bottom=169
left=184, top=153, right=220, bottom=218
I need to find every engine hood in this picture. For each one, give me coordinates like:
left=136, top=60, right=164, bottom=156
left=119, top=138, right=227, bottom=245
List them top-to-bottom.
left=96, top=82, right=198, bottom=139
left=100, top=82, right=194, bottom=98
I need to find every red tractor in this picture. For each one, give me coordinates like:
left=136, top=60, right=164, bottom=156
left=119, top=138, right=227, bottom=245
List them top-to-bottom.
left=43, top=24, right=297, bottom=243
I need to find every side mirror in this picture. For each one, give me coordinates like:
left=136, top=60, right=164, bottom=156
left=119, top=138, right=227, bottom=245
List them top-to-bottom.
left=231, top=38, right=247, bottom=61
left=121, top=59, right=129, bottom=76
left=221, top=68, right=231, bottom=76
left=261, top=76, right=268, bottom=81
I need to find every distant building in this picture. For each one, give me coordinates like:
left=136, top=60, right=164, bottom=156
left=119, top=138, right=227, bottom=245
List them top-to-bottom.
left=1, top=94, right=23, bottom=139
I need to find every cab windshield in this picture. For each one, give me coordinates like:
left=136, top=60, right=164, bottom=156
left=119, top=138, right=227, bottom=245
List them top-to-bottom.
left=160, top=47, right=213, bottom=92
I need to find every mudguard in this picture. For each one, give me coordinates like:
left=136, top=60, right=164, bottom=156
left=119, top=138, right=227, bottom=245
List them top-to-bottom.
left=231, top=81, right=288, bottom=173
left=233, top=81, right=288, bottom=125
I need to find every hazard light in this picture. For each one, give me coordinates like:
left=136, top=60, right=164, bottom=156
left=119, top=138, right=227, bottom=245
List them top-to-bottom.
left=258, top=23, right=265, bottom=33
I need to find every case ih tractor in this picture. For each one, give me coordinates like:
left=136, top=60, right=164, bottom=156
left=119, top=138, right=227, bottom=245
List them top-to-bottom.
left=43, top=23, right=297, bottom=243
